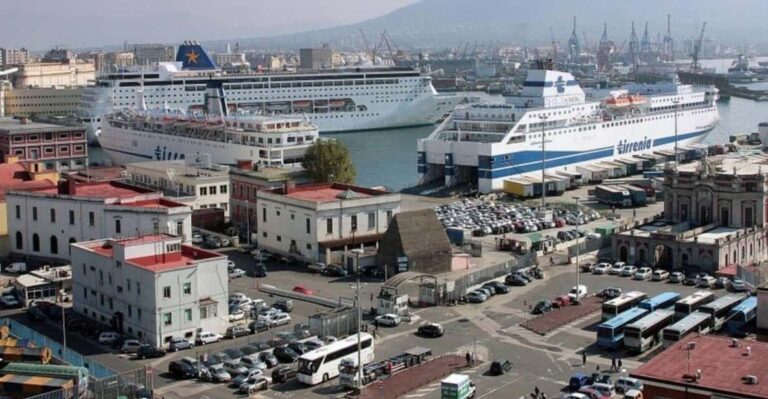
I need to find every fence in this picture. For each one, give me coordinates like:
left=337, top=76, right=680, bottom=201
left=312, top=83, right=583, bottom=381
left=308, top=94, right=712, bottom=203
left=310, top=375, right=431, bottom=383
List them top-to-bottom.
left=440, top=253, right=536, bottom=303
left=259, top=284, right=339, bottom=308
left=309, top=307, right=359, bottom=339
left=0, top=318, right=115, bottom=379
left=88, top=366, right=152, bottom=399
left=25, top=387, right=77, bottom=399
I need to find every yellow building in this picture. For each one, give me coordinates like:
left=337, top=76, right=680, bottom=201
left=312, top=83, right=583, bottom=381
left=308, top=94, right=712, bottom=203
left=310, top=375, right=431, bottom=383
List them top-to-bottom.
left=11, top=60, right=95, bottom=88
left=2, top=87, right=83, bottom=117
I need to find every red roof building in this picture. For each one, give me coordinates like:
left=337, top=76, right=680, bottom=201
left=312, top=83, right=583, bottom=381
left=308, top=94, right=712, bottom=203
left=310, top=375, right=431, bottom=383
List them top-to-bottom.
left=631, top=335, right=768, bottom=399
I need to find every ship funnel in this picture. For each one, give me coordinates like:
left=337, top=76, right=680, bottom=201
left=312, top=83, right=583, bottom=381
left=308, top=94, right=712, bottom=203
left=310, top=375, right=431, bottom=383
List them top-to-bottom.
left=205, top=86, right=227, bottom=117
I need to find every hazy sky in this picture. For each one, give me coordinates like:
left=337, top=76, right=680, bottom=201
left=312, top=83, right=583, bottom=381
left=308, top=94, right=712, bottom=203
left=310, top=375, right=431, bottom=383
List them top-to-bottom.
left=3, top=0, right=418, bottom=49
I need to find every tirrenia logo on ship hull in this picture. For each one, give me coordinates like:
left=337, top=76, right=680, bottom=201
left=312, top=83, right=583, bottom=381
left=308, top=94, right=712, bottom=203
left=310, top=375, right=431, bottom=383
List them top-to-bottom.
left=616, top=137, right=653, bottom=155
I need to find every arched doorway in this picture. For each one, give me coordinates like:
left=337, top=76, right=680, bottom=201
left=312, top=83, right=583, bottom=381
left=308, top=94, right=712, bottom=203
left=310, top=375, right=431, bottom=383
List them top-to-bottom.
left=15, top=231, right=23, bottom=250
left=32, top=234, right=40, bottom=252
left=50, top=235, right=58, bottom=254
left=69, top=237, right=76, bottom=255
left=653, top=244, right=673, bottom=268
left=619, top=246, right=629, bottom=263
left=637, top=248, right=647, bottom=265
left=681, top=253, right=689, bottom=267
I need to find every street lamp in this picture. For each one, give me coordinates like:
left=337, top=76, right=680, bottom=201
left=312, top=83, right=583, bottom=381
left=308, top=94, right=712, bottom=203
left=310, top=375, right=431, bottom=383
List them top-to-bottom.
left=538, top=115, right=549, bottom=210
left=573, top=195, right=582, bottom=304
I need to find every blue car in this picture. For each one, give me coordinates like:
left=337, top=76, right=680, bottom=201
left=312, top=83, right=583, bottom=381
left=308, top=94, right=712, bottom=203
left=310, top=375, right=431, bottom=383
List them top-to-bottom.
left=569, top=373, right=592, bottom=392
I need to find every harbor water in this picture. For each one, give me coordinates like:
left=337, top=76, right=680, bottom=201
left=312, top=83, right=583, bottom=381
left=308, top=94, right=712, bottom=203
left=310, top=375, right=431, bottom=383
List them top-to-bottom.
left=89, top=95, right=768, bottom=192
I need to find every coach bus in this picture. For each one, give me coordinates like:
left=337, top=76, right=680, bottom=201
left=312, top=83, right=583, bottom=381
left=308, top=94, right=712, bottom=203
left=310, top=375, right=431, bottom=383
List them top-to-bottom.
left=601, top=291, right=648, bottom=321
left=674, top=291, right=714, bottom=320
left=639, top=292, right=681, bottom=312
left=699, top=294, right=745, bottom=331
left=726, top=297, right=757, bottom=334
left=596, top=307, right=649, bottom=350
left=624, top=309, right=676, bottom=353
left=662, top=312, right=712, bottom=347
left=297, top=333, right=374, bottom=385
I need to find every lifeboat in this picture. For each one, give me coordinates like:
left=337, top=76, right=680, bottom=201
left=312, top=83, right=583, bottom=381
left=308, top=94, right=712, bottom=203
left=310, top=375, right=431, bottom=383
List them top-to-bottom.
left=605, top=94, right=646, bottom=107
left=329, top=99, right=347, bottom=107
left=293, top=100, right=312, bottom=108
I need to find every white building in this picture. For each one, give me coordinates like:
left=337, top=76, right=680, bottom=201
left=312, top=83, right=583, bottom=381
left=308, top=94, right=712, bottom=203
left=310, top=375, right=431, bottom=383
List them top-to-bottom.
left=126, top=156, right=231, bottom=218
left=7, top=179, right=192, bottom=262
left=256, top=182, right=401, bottom=264
left=71, top=234, right=229, bottom=347
left=13, top=265, right=73, bottom=307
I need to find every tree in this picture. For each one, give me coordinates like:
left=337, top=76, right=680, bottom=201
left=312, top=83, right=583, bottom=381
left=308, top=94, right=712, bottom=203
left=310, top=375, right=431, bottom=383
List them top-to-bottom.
left=302, top=139, right=356, bottom=184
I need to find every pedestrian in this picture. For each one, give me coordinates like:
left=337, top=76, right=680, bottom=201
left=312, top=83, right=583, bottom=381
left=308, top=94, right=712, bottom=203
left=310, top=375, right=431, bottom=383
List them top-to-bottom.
left=550, top=256, right=554, bottom=266
left=372, top=328, right=377, bottom=339
left=582, top=351, right=587, bottom=366
left=466, top=352, right=471, bottom=366
left=611, top=357, right=616, bottom=372
left=618, top=357, right=623, bottom=370
left=596, top=365, right=600, bottom=373
left=534, top=386, right=540, bottom=397
left=541, top=393, right=548, bottom=399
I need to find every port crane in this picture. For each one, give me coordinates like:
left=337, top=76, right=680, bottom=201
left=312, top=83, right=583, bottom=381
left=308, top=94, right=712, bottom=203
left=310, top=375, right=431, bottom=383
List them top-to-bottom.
left=690, top=22, right=707, bottom=72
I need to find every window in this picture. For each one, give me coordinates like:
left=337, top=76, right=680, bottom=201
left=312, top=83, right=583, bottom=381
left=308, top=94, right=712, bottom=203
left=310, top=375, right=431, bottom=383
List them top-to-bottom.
left=220, top=185, right=228, bottom=194
left=200, top=186, right=207, bottom=196
left=210, top=186, right=217, bottom=195
left=15, top=205, right=20, bottom=219
left=32, top=207, right=38, bottom=221
left=262, top=207, right=267, bottom=223
left=50, top=209, right=56, bottom=223
left=69, top=210, right=75, bottom=225
left=386, top=210, right=393, bottom=223
left=88, top=212, right=95, bottom=226
left=368, top=212, right=375, bottom=230
left=351, top=215, right=358, bottom=231
left=306, top=218, right=311, bottom=234
left=326, top=218, right=333, bottom=234
left=115, top=219, right=121, bottom=234
left=153, top=220, right=159, bottom=234
left=176, top=221, right=184, bottom=237
left=15, top=232, right=22, bottom=250
left=32, top=233, right=40, bottom=252
left=50, top=235, right=58, bottom=254
left=277, top=235, right=282, bottom=242
left=306, top=243, right=312, bottom=250
left=99, top=270, right=103, bottom=285
left=127, top=279, right=131, bottom=291
left=183, top=282, right=191, bottom=295
left=117, top=285, right=122, bottom=293
left=163, top=286, right=171, bottom=298
left=83, top=287, right=87, bottom=298
left=128, top=305, right=132, bottom=317
left=137, top=308, right=142, bottom=320
left=184, top=308, right=192, bottom=322
left=163, top=312, right=172, bottom=326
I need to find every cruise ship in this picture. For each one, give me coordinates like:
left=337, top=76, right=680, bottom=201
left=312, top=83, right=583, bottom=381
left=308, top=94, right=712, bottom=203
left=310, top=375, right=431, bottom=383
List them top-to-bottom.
left=78, top=42, right=462, bottom=144
left=417, top=65, right=720, bottom=193
left=98, top=89, right=320, bottom=167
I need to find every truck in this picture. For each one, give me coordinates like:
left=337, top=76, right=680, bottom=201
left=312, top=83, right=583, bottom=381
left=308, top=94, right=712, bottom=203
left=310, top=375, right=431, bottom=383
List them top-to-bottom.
left=594, top=185, right=632, bottom=207
left=622, top=185, right=647, bottom=206
left=339, top=347, right=433, bottom=389
left=441, top=374, right=476, bottom=399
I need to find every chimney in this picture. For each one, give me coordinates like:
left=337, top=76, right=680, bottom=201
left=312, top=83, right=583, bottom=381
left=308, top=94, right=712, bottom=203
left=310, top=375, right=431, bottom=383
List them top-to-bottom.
left=236, top=159, right=253, bottom=171
left=283, top=180, right=296, bottom=194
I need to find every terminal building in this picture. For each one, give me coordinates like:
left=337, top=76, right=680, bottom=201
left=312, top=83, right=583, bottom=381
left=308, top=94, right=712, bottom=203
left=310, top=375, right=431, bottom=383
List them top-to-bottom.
left=614, top=155, right=768, bottom=273
left=71, top=234, right=229, bottom=347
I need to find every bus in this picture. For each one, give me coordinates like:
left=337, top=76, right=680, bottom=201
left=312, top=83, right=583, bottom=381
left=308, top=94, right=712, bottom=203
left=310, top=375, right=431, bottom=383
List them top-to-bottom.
left=601, top=291, right=648, bottom=321
left=674, top=291, right=715, bottom=320
left=639, top=292, right=681, bottom=312
left=699, top=294, right=746, bottom=331
left=726, top=297, right=757, bottom=334
left=596, top=307, right=649, bottom=349
left=624, top=309, right=676, bottom=353
left=662, top=312, right=712, bottom=347
left=297, top=333, right=374, bottom=385
left=0, top=363, right=88, bottom=398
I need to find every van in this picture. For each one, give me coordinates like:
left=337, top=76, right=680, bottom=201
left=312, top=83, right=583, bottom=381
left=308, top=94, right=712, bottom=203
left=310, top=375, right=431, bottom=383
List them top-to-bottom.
left=614, top=376, right=644, bottom=394
left=624, top=389, right=643, bottom=399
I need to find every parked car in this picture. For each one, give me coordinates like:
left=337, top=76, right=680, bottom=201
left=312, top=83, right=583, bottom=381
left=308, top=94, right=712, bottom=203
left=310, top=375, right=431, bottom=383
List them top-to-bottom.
left=191, top=233, right=204, bottom=244
left=4, top=262, right=27, bottom=273
left=581, top=262, right=597, bottom=273
left=253, top=263, right=268, bottom=278
left=307, top=263, right=327, bottom=273
left=592, top=263, right=610, bottom=275
left=608, top=263, right=625, bottom=275
left=324, top=265, right=348, bottom=277
left=620, top=265, right=638, bottom=277
left=633, top=267, right=653, bottom=281
left=229, top=268, right=246, bottom=279
left=652, top=269, right=670, bottom=281
left=669, top=271, right=685, bottom=283
left=505, top=274, right=528, bottom=286
left=683, top=274, right=699, bottom=286
left=697, top=275, right=717, bottom=288
left=715, top=277, right=731, bottom=289
left=731, top=279, right=749, bottom=292
left=483, top=281, right=510, bottom=294
left=292, top=285, right=314, bottom=295
left=568, top=285, right=588, bottom=301
left=476, top=286, right=494, bottom=297
left=597, top=287, right=623, bottom=299
left=466, top=291, right=488, bottom=303
left=229, top=292, right=249, bottom=302
left=1, top=295, right=19, bottom=308
left=552, top=295, right=572, bottom=308
left=273, top=299, right=294, bottom=313
left=533, top=300, right=553, bottom=315
left=26, top=307, right=46, bottom=322
left=229, top=309, right=246, bottom=322
left=265, top=313, right=291, bottom=327
left=375, top=313, right=402, bottom=327
left=249, top=319, right=270, bottom=333
left=417, top=322, right=444, bottom=337
left=226, top=325, right=251, bottom=339
left=98, top=331, right=120, bottom=345
left=196, top=331, right=223, bottom=345
left=168, top=336, right=194, bottom=351
left=121, top=340, right=143, bottom=354
left=287, top=341, right=309, bottom=355
left=136, top=345, right=166, bottom=359
left=273, top=346, right=300, bottom=363
left=257, top=352, right=279, bottom=368
left=240, top=356, right=267, bottom=371
left=168, top=360, right=197, bottom=380
left=489, top=360, right=512, bottom=375
left=272, top=365, right=296, bottom=383
left=200, top=366, right=231, bottom=383
left=569, top=373, right=592, bottom=392
left=239, top=376, right=269, bottom=394
left=614, top=376, right=644, bottom=394
left=590, top=383, right=616, bottom=398
left=578, top=387, right=610, bottom=399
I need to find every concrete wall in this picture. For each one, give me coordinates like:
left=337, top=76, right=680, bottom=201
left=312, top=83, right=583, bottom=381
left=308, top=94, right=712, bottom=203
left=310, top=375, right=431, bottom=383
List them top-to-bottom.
left=758, top=288, right=768, bottom=335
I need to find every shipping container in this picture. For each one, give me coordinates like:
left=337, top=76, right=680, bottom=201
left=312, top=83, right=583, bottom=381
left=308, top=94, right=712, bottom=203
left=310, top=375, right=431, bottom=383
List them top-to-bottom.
left=614, top=158, right=642, bottom=175
left=596, top=161, right=626, bottom=178
left=576, top=165, right=608, bottom=183
left=556, top=170, right=583, bottom=187
left=503, top=178, right=535, bottom=198
left=595, top=185, right=632, bottom=207
left=622, top=185, right=647, bottom=206
left=0, top=346, right=52, bottom=364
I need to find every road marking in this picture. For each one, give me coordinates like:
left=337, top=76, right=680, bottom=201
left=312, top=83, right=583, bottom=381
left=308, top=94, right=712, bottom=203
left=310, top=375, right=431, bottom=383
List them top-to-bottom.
left=476, top=375, right=523, bottom=398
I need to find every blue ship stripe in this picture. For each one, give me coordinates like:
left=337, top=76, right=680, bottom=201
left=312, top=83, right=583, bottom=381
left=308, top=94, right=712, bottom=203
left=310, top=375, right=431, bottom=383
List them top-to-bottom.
left=652, top=130, right=708, bottom=147
left=478, top=147, right=615, bottom=179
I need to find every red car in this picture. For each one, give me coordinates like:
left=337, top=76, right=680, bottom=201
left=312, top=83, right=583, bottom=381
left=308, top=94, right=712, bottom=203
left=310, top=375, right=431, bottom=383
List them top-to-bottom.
left=293, top=285, right=314, bottom=295
left=552, top=295, right=572, bottom=309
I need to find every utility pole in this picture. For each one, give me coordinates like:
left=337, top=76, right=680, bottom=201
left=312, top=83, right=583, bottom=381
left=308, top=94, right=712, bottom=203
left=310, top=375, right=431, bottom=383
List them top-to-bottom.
left=539, top=115, right=549, bottom=210
left=573, top=196, right=582, bottom=304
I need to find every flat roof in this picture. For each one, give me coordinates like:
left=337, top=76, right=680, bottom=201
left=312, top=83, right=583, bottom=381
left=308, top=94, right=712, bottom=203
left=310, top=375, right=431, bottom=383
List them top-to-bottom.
left=0, top=118, right=83, bottom=133
left=128, top=159, right=229, bottom=176
left=230, top=166, right=308, bottom=181
left=32, top=181, right=154, bottom=199
left=265, top=183, right=394, bottom=204
left=686, top=227, right=741, bottom=243
left=83, top=235, right=222, bottom=273
left=631, top=335, right=768, bottom=399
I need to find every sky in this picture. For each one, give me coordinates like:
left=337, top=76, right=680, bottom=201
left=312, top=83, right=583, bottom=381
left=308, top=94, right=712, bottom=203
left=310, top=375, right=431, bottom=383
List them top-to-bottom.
left=2, top=0, right=418, bottom=50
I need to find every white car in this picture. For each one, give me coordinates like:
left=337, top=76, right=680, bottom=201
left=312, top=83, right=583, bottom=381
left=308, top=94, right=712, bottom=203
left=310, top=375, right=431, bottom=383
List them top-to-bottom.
left=191, top=234, right=204, bottom=244
left=5, top=262, right=27, bottom=273
left=608, top=262, right=625, bottom=275
left=592, top=263, right=610, bottom=274
left=620, top=265, right=638, bottom=277
left=633, top=267, right=653, bottom=280
left=229, top=268, right=246, bottom=279
left=652, top=269, right=670, bottom=281
left=669, top=271, right=685, bottom=283
left=697, top=275, right=717, bottom=288
left=731, top=279, right=749, bottom=292
left=568, top=285, right=588, bottom=301
left=229, top=292, right=249, bottom=302
left=1, top=295, right=19, bottom=308
left=229, top=309, right=246, bottom=322
left=265, top=313, right=291, bottom=327
left=375, top=314, right=402, bottom=327
left=98, top=331, right=120, bottom=344
left=196, top=331, right=223, bottom=345
left=121, top=339, right=142, bottom=354
left=614, top=376, right=644, bottom=394
left=591, top=383, right=616, bottom=397
left=563, top=394, right=589, bottom=399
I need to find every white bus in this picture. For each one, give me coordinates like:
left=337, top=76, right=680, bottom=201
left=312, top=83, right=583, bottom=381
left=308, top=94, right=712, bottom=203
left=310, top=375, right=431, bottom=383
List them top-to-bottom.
left=601, top=291, right=648, bottom=321
left=674, top=291, right=715, bottom=320
left=699, top=294, right=745, bottom=331
left=623, top=309, right=676, bottom=353
left=662, top=312, right=712, bottom=347
left=297, top=333, right=374, bottom=385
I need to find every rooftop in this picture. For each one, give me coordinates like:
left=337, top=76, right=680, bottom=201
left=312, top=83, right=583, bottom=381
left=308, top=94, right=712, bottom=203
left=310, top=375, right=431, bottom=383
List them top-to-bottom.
left=0, top=117, right=84, bottom=134
left=127, top=159, right=230, bottom=177
left=0, top=161, right=56, bottom=201
left=230, top=164, right=309, bottom=182
left=17, top=180, right=187, bottom=209
left=83, top=235, right=222, bottom=273
left=631, top=335, right=768, bottom=399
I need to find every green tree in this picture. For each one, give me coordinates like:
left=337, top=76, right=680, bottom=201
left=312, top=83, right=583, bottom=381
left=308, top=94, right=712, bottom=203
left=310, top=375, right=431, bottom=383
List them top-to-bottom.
left=302, top=139, right=357, bottom=184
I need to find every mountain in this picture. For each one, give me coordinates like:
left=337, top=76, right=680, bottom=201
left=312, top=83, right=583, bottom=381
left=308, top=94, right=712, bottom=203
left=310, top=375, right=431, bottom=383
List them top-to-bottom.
left=216, top=0, right=768, bottom=50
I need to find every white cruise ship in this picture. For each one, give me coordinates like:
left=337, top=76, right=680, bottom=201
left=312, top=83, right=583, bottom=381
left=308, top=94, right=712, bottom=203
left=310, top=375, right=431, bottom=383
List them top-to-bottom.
left=78, top=42, right=462, bottom=144
left=418, top=65, right=720, bottom=193
left=99, top=89, right=320, bottom=167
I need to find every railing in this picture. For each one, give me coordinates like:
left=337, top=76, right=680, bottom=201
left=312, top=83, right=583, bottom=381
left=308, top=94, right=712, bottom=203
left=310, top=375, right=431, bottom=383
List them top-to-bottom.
left=258, top=284, right=340, bottom=308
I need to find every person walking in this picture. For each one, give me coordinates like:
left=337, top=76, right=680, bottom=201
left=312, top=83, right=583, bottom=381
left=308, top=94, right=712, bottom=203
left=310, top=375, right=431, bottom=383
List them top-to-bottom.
left=582, top=351, right=587, bottom=366
left=466, top=352, right=471, bottom=367
left=611, top=357, right=617, bottom=372
left=617, top=357, right=623, bottom=371
left=596, top=365, right=600, bottom=373
left=534, top=386, right=540, bottom=397
left=541, top=393, right=548, bottom=399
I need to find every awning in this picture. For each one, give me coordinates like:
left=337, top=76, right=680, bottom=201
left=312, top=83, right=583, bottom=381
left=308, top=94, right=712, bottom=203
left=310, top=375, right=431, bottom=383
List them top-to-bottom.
left=319, top=233, right=382, bottom=249
left=716, top=265, right=737, bottom=277
left=199, top=297, right=218, bottom=306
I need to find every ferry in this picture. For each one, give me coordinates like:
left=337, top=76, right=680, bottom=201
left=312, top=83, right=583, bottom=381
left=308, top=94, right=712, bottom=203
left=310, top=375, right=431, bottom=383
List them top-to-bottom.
left=77, top=41, right=462, bottom=144
left=417, top=63, right=720, bottom=192
left=98, top=89, right=319, bottom=167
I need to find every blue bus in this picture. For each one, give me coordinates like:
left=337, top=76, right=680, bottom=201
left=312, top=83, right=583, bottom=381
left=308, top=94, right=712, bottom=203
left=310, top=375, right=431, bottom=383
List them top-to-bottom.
left=639, top=292, right=681, bottom=312
left=699, top=294, right=745, bottom=331
left=726, top=297, right=757, bottom=334
left=596, top=307, right=649, bottom=349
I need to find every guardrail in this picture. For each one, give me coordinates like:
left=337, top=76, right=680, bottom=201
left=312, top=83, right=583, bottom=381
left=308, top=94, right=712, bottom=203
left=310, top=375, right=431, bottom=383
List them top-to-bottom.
left=258, top=284, right=340, bottom=308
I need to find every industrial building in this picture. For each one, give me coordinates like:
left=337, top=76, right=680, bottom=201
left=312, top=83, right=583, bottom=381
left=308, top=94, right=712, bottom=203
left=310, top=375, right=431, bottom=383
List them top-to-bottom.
left=299, top=47, right=333, bottom=70
left=0, top=117, right=88, bottom=172
left=614, top=155, right=768, bottom=273
left=255, top=182, right=401, bottom=264
left=71, top=234, right=229, bottom=347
